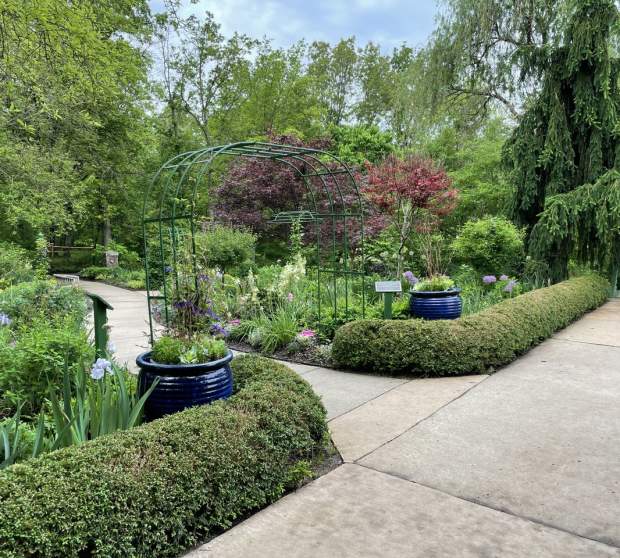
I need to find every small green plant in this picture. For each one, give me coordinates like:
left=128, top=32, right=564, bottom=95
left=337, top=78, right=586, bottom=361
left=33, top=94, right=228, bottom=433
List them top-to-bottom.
left=194, top=225, right=256, bottom=275
left=0, top=241, right=35, bottom=288
left=413, top=275, right=455, bottom=292
left=152, top=335, right=229, bottom=364
left=152, top=335, right=184, bottom=364
left=48, top=359, right=156, bottom=448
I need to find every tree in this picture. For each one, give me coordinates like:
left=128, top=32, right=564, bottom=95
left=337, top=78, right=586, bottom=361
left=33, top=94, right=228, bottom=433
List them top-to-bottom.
left=0, top=0, right=153, bottom=247
left=426, top=0, right=568, bottom=119
left=504, top=0, right=620, bottom=281
left=308, top=38, right=358, bottom=126
left=329, top=124, right=394, bottom=167
left=363, top=155, right=457, bottom=278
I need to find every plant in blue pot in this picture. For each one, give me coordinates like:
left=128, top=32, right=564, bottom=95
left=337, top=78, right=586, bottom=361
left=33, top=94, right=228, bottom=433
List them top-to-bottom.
left=407, top=274, right=462, bottom=320
left=137, top=333, right=233, bottom=421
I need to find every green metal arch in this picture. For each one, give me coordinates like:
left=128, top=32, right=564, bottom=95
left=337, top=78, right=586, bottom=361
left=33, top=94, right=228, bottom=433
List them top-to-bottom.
left=142, top=142, right=366, bottom=343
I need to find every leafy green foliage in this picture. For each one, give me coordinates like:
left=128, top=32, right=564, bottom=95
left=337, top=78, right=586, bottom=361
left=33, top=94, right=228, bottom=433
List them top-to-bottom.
left=504, top=0, right=620, bottom=280
left=329, top=124, right=394, bottom=166
left=530, top=171, right=620, bottom=281
left=451, top=216, right=525, bottom=275
left=194, top=225, right=257, bottom=274
left=0, top=242, right=35, bottom=288
left=79, top=266, right=146, bottom=290
left=332, top=275, right=608, bottom=375
left=413, top=275, right=455, bottom=292
left=0, top=280, right=87, bottom=330
left=0, top=318, right=92, bottom=415
left=151, top=335, right=229, bottom=365
left=0, top=355, right=327, bottom=558
left=48, top=361, right=155, bottom=449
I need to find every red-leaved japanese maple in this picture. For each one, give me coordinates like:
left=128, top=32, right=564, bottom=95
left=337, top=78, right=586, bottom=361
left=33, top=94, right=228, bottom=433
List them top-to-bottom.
left=363, top=154, right=457, bottom=278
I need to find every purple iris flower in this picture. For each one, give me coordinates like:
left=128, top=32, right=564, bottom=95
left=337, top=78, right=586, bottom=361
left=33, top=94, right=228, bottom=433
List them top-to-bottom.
left=164, top=265, right=172, bottom=273
left=499, top=274, right=509, bottom=281
left=482, top=275, right=497, bottom=284
left=0, top=313, right=11, bottom=327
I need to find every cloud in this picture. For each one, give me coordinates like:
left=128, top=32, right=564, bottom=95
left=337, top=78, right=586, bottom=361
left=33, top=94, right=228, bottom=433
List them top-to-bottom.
left=151, top=0, right=439, bottom=51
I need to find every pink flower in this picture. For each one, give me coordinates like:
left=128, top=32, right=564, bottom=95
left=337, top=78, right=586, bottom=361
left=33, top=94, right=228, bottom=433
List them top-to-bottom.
left=287, top=292, right=294, bottom=302
left=229, top=319, right=241, bottom=326
left=299, top=329, right=316, bottom=338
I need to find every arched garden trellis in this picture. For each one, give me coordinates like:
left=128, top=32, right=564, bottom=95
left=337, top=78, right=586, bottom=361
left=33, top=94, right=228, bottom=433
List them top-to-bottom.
left=142, top=141, right=367, bottom=343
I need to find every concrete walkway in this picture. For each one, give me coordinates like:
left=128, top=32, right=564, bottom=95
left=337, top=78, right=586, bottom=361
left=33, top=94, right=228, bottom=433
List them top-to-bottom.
left=80, top=280, right=154, bottom=371
left=77, top=282, right=620, bottom=557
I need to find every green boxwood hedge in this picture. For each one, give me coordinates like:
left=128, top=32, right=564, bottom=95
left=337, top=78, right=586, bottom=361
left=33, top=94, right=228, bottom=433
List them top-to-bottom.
left=332, top=275, right=609, bottom=376
left=0, top=355, right=327, bottom=558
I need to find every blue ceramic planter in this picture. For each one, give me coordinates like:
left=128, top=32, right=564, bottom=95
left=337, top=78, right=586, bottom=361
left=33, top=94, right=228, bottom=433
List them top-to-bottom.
left=409, top=289, right=462, bottom=320
left=136, top=350, right=234, bottom=421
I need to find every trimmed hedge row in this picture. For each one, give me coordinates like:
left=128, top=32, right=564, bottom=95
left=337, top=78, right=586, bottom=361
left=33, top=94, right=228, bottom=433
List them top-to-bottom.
left=332, top=275, right=609, bottom=376
left=0, top=356, right=327, bottom=558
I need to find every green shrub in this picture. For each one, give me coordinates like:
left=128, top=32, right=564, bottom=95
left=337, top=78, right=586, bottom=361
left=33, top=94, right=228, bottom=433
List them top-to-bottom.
left=451, top=216, right=525, bottom=275
left=195, top=225, right=256, bottom=274
left=0, top=241, right=35, bottom=288
left=79, top=266, right=146, bottom=289
left=332, top=275, right=609, bottom=376
left=0, top=280, right=87, bottom=329
left=0, top=317, right=93, bottom=414
left=0, top=355, right=327, bottom=558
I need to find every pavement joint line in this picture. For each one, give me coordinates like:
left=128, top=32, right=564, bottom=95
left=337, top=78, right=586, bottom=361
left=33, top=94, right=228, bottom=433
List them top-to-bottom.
left=549, top=337, right=620, bottom=349
left=351, top=372, right=492, bottom=462
left=325, top=376, right=412, bottom=423
left=352, top=462, right=620, bottom=552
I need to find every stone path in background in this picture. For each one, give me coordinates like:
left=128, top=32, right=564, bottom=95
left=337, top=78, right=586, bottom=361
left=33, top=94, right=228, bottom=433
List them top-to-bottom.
left=75, top=282, right=620, bottom=557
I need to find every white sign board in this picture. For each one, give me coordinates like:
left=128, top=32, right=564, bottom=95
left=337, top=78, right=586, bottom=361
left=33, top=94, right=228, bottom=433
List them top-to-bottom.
left=374, top=281, right=402, bottom=293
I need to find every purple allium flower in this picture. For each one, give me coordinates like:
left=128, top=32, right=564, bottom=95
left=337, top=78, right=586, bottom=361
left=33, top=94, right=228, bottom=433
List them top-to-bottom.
left=403, top=271, right=419, bottom=285
left=499, top=274, right=509, bottom=281
left=482, top=275, right=497, bottom=285
left=503, top=279, right=518, bottom=293
left=287, top=292, right=294, bottom=302
left=0, top=313, right=11, bottom=327
left=90, top=358, right=112, bottom=380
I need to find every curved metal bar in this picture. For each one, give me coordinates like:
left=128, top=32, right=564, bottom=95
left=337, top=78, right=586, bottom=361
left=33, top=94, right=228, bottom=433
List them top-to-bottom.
left=142, top=141, right=367, bottom=342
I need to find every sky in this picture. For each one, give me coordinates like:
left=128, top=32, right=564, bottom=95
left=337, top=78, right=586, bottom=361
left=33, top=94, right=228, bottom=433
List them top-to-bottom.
left=150, top=0, right=441, bottom=52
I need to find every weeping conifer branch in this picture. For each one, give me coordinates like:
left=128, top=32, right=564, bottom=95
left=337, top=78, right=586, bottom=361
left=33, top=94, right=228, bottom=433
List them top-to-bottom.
left=504, top=0, right=620, bottom=282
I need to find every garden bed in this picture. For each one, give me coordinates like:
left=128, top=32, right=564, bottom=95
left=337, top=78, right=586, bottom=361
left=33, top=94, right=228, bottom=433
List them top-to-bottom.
left=332, top=275, right=609, bottom=376
left=0, top=355, right=331, bottom=558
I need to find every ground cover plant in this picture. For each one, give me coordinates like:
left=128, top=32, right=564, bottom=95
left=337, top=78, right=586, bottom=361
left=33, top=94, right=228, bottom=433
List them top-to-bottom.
left=0, top=355, right=328, bottom=558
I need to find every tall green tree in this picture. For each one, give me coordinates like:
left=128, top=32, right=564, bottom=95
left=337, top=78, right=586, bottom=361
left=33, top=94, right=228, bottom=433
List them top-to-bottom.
left=505, top=0, right=620, bottom=281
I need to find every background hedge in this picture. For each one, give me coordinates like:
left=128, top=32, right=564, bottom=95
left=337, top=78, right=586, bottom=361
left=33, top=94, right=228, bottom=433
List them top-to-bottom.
left=332, top=275, right=609, bottom=376
left=0, top=355, right=327, bottom=558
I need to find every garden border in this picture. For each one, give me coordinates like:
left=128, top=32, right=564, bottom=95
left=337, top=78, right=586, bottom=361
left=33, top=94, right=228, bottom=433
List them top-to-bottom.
left=332, top=275, right=610, bottom=376
left=0, top=356, right=328, bottom=558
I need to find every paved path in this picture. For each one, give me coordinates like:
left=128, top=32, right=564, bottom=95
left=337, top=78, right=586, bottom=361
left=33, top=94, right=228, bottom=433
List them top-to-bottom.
left=80, top=280, right=154, bottom=371
left=77, top=282, right=620, bottom=557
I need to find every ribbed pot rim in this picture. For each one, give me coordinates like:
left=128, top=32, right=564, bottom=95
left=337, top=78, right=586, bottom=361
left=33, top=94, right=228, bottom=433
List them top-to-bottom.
left=409, top=288, right=462, bottom=298
left=136, top=350, right=233, bottom=375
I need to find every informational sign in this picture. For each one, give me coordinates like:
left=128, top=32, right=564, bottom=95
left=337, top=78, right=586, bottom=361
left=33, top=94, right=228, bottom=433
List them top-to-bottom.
left=374, top=280, right=402, bottom=293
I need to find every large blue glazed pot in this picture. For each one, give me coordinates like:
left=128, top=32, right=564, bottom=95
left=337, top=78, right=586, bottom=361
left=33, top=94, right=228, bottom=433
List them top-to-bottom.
left=409, top=289, right=462, bottom=320
left=136, top=350, right=234, bottom=421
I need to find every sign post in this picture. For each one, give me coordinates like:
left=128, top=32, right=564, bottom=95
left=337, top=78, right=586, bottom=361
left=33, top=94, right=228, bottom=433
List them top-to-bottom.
left=374, top=281, right=403, bottom=319
left=84, top=292, right=114, bottom=358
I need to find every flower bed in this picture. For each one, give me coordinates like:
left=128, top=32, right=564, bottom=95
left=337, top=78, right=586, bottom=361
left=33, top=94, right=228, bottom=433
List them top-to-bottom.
left=332, top=275, right=609, bottom=376
left=0, top=355, right=328, bottom=558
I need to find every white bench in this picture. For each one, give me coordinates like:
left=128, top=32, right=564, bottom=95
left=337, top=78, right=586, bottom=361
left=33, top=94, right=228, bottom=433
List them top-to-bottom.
left=53, top=273, right=80, bottom=285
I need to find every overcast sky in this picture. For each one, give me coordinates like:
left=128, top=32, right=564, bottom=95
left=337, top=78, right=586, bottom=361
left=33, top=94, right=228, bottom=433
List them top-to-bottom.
left=150, top=0, right=441, bottom=51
